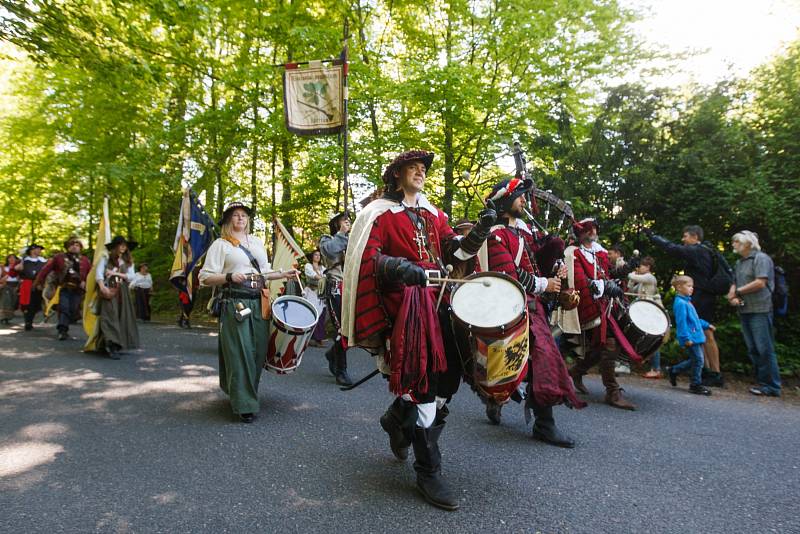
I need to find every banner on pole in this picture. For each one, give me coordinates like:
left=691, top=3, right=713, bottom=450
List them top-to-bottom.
left=283, top=62, right=344, bottom=136
left=269, top=218, right=305, bottom=297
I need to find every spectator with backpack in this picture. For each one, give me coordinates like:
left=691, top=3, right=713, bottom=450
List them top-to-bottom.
left=645, top=225, right=731, bottom=387
left=727, top=231, right=781, bottom=397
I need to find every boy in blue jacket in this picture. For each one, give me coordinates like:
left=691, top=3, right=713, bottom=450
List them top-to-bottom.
left=668, top=275, right=713, bottom=396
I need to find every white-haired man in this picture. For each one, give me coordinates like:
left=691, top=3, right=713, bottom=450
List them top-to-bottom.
left=727, top=231, right=780, bottom=397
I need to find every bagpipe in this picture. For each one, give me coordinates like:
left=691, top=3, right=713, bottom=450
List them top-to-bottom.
left=511, top=142, right=579, bottom=311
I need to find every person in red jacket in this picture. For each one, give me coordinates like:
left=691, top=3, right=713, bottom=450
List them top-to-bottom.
left=341, top=150, right=496, bottom=511
left=480, top=177, right=585, bottom=447
left=566, top=219, right=639, bottom=410
left=35, top=237, right=91, bottom=340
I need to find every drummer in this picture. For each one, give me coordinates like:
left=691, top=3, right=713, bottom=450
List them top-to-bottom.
left=340, top=150, right=496, bottom=510
left=480, top=178, right=584, bottom=447
left=199, top=201, right=297, bottom=423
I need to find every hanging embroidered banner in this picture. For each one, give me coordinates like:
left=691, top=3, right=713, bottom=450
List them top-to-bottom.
left=282, top=61, right=344, bottom=136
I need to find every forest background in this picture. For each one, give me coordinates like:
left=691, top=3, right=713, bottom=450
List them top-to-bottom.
left=1, top=0, right=799, bottom=377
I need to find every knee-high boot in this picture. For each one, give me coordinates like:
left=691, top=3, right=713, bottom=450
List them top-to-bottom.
left=324, top=340, right=353, bottom=386
left=599, top=357, right=636, bottom=411
left=379, top=397, right=415, bottom=461
left=530, top=402, right=575, bottom=448
left=412, top=422, right=459, bottom=511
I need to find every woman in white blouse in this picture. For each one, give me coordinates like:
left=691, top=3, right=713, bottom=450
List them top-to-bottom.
left=199, top=202, right=297, bottom=423
left=92, top=236, right=140, bottom=359
left=303, top=249, right=327, bottom=347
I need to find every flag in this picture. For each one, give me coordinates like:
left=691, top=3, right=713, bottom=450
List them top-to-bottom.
left=283, top=58, right=344, bottom=136
left=170, top=189, right=216, bottom=299
left=83, top=197, right=111, bottom=351
left=269, top=218, right=305, bottom=297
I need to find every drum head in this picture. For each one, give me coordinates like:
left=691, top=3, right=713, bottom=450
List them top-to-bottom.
left=450, top=274, right=526, bottom=329
left=271, top=296, right=318, bottom=329
left=629, top=300, right=669, bottom=336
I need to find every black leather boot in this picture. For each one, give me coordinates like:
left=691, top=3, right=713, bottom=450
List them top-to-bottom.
left=324, top=343, right=338, bottom=377
left=334, top=347, right=353, bottom=386
left=379, top=398, right=414, bottom=461
left=484, top=398, right=502, bottom=425
left=530, top=402, right=575, bottom=448
left=412, top=423, right=459, bottom=511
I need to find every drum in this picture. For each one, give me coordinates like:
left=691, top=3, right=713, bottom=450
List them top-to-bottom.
left=449, top=272, right=529, bottom=404
left=265, top=295, right=319, bottom=374
left=615, top=299, right=670, bottom=359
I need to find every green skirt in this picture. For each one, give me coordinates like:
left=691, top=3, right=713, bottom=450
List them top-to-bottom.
left=97, top=282, right=140, bottom=350
left=218, top=296, right=270, bottom=414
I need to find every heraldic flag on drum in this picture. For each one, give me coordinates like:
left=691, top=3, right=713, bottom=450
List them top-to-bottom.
left=169, top=189, right=216, bottom=298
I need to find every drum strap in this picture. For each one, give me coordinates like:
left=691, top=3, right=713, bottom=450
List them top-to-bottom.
left=237, top=244, right=262, bottom=273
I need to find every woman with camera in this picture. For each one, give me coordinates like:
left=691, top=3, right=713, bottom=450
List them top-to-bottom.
left=199, top=202, right=297, bottom=423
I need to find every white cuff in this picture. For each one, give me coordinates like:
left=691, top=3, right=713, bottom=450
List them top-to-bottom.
left=454, top=247, right=475, bottom=261
left=534, top=276, right=549, bottom=295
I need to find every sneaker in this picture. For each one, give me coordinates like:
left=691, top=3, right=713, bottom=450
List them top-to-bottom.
left=57, top=330, right=68, bottom=341
left=615, top=362, right=631, bottom=376
left=643, top=370, right=662, bottom=379
left=689, top=384, right=711, bottom=396
left=749, top=387, right=765, bottom=396
left=239, top=413, right=255, bottom=423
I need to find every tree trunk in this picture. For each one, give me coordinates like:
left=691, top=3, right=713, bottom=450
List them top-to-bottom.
left=157, top=75, right=189, bottom=247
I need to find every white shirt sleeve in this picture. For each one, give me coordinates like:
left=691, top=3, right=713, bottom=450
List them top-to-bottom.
left=199, top=239, right=226, bottom=286
left=95, top=257, right=107, bottom=283
left=304, top=263, right=320, bottom=280
left=129, top=273, right=140, bottom=288
left=533, top=276, right=549, bottom=295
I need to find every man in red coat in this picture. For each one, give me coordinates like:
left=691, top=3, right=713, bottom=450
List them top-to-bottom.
left=341, top=150, right=496, bottom=511
left=481, top=177, right=585, bottom=446
left=566, top=219, right=638, bottom=410
left=35, top=236, right=91, bottom=340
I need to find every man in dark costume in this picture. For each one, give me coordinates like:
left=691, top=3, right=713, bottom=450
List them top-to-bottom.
left=341, top=150, right=495, bottom=511
left=478, top=177, right=584, bottom=447
left=319, top=212, right=353, bottom=386
left=35, top=236, right=91, bottom=340
left=16, top=244, right=47, bottom=331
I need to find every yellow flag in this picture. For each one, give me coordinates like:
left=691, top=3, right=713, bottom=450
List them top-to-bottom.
left=83, top=198, right=111, bottom=351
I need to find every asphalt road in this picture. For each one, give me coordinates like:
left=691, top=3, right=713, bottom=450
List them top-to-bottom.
left=1, top=320, right=798, bottom=534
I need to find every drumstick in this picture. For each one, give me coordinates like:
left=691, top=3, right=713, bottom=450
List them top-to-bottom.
left=436, top=265, right=454, bottom=309
left=294, top=272, right=305, bottom=293
left=428, top=277, right=492, bottom=286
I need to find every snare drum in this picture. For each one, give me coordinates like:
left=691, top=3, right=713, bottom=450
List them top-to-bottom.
left=449, top=272, right=529, bottom=404
left=265, top=295, right=319, bottom=374
left=615, top=299, right=670, bottom=359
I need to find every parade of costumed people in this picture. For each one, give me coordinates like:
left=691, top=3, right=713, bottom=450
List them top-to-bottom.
left=341, top=150, right=497, bottom=511
left=198, top=201, right=298, bottom=423
left=319, top=212, right=353, bottom=386
left=34, top=236, right=91, bottom=340
left=87, top=236, right=140, bottom=359
left=16, top=244, right=47, bottom=331
left=303, top=249, right=327, bottom=348
left=0, top=254, right=20, bottom=324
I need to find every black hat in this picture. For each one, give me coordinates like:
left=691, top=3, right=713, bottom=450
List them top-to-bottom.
left=381, top=150, right=435, bottom=184
left=486, top=177, right=534, bottom=215
left=219, top=201, right=254, bottom=226
left=328, top=212, right=349, bottom=236
left=64, top=236, right=84, bottom=250
left=105, top=236, right=138, bottom=251
left=25, top=243, right=44, bottom=255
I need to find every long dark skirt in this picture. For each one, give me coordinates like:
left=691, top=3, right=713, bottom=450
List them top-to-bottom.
left=0, top=282, right=18, bottom=319
left=98, top=282, right=140, bottom=350
left=134, top=287, right=151, bottom=321
left=218, top=296, right=268, bottom=415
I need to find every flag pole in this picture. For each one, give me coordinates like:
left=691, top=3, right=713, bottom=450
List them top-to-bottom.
left=342, top=19, right=350, bottom=213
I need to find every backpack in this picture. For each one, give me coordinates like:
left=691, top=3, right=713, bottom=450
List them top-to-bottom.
left=700, top=243, right=734, bottom=296
left=772, top=265, right=789, bottom=317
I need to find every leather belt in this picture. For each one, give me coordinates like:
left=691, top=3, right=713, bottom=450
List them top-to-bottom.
left=226, top=273, right=265, bottom=292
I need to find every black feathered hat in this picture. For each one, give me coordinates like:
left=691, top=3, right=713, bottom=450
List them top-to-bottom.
left=486, top=177, right=534, bottom=215
left=105, top=236, right=138, bottom=251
